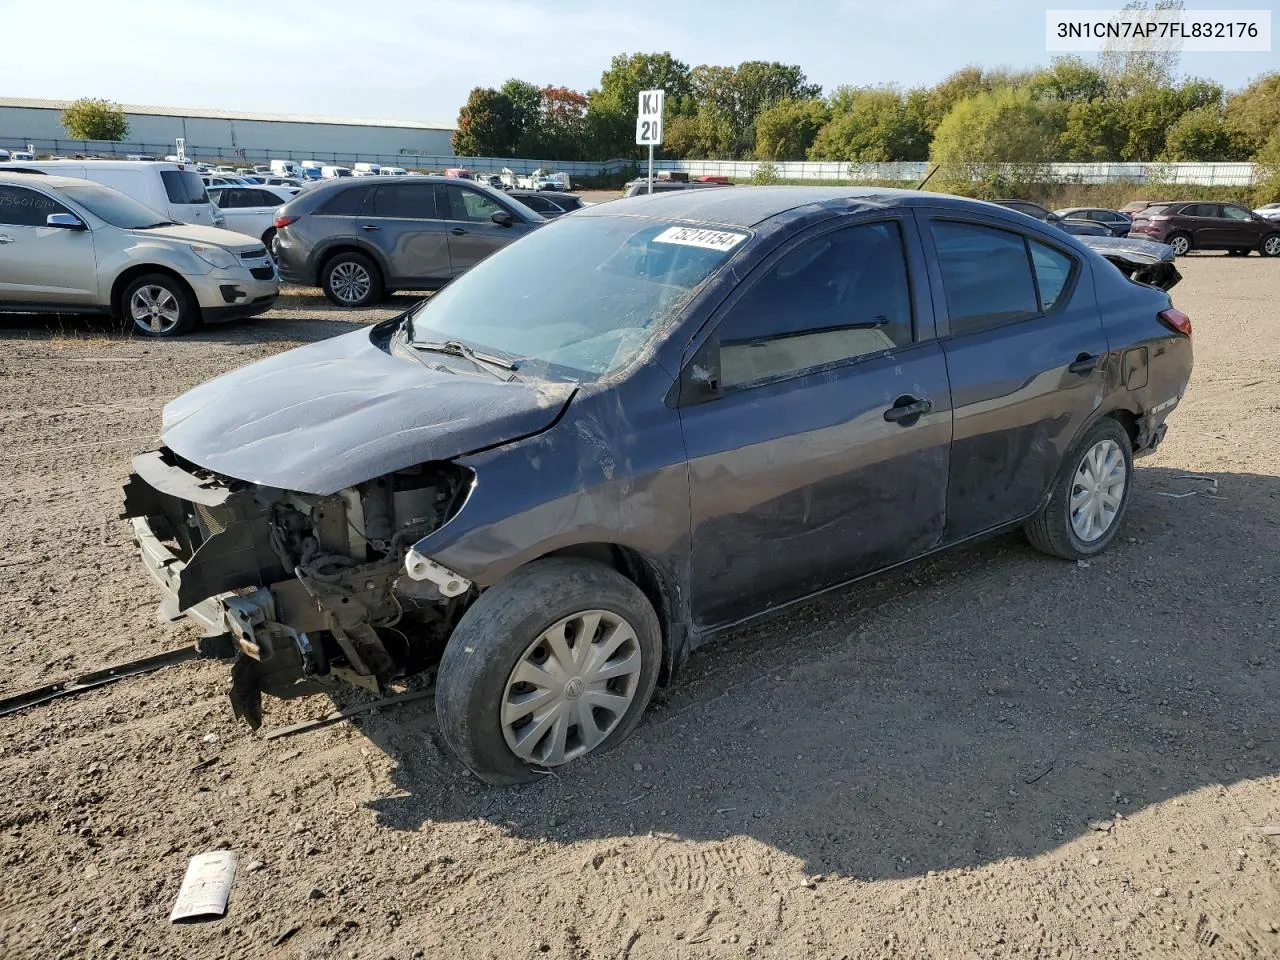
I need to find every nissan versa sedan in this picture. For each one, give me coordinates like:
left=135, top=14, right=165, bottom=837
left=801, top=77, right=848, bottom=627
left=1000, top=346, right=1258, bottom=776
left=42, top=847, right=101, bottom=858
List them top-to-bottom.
left=123, top=188, right=1193, bottom=783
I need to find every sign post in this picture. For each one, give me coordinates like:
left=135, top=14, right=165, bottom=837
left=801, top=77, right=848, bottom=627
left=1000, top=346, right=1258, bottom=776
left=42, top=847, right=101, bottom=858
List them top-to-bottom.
left=635, top=89, right=664, bottom=194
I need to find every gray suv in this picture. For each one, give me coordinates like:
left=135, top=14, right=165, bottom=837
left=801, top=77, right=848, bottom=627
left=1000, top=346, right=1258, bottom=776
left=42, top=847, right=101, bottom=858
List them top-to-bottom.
left=273, top=177, right=544, bottom=307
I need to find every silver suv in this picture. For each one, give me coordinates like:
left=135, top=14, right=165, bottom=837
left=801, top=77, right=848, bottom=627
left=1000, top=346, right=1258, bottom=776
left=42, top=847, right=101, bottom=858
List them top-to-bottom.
left=0, top=172, right=278, bottom=336
left=273, top=176, right=544, bottom=307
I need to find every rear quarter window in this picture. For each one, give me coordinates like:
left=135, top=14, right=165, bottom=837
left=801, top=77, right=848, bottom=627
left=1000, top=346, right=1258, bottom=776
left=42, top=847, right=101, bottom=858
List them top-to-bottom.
left=160, top=170, right=209, bottom=204
left=318, top=186, right=371, bottom=216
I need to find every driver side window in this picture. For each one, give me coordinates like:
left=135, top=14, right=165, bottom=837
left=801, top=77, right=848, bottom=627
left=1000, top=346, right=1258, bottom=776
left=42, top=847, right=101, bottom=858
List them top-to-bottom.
left=444, top=186, right=506, bottom=222
left=717, top=221, right=915, bottom=389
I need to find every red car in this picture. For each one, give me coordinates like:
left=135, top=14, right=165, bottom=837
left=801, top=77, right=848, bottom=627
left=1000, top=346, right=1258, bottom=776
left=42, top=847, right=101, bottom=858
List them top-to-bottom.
left=1127, top=201, right=1280, bottom=257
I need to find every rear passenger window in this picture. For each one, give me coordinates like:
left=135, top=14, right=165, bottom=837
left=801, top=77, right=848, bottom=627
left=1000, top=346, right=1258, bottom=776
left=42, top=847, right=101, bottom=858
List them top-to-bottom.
left=372, top=183, right=438, bottom=219
left=0, top=185, right=68, bottom=226
left=319, top=186, right=371, bottom=216
left=718, top=221, right=914, bottom=388
left=930, top=221, right=1038, bottom=335
left=1029, top=241, right=1074, bottom=309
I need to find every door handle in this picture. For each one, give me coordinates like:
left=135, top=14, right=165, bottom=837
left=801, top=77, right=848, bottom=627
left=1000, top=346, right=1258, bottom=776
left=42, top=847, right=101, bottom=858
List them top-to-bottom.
left=360, top=224, right=381, bottom=232
left=450, top=227, right=467, bottom=236
left=0, top=235, right=14, bottom=244
left=1068, top=353, right=1099, bottom=375
left=883, top=395, right=932, bottom=424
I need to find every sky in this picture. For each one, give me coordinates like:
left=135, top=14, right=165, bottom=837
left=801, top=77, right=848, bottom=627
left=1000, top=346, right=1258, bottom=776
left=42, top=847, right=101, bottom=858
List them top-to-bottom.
left=0, top=0, right=1275, bottom=124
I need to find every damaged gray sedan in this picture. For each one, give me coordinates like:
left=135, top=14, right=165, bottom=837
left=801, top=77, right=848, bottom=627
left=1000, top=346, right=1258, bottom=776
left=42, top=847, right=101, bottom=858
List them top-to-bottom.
left=124, top=188, right=1192, bottom=783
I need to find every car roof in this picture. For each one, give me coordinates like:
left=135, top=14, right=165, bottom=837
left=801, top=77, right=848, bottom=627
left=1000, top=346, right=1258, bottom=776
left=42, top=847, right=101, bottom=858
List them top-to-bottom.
left=0, top=172, right=102, bottom=189
left=577, top=186, right=996, bottom=229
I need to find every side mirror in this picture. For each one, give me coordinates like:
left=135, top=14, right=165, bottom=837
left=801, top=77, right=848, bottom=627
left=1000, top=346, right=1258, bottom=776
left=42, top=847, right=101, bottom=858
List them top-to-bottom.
left=490, top=210, right=513, bottom=227
left=1046, top=212, right=1063, bottom=223
left=47, top=213, right=85, bottom=230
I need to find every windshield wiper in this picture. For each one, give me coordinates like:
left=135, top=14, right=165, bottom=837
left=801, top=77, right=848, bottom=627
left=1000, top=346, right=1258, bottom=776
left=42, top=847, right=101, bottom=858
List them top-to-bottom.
left=411, top=339, right=521, bottom=381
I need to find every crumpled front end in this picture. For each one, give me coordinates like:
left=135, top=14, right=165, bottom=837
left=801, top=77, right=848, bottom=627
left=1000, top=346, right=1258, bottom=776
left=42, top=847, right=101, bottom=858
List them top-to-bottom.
left=122, top=448, right=473, bottom=726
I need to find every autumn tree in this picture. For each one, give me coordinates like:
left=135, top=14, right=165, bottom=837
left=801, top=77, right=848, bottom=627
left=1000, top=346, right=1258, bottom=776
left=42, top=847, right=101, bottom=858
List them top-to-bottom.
left=1225, top=72, right=1280, bottom=156
left=518, top=86, right=589, bottom=159
left=452, top=87, right=516, bottom=156
left=60, top=98, right=129, bottom=141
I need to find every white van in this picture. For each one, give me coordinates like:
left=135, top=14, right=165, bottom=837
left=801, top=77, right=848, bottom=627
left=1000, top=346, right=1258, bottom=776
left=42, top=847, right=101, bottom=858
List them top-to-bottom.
left=11, top=151, right=35, bottom=162
left=269, top=159, right=300, bottom=177
left=0, top=160, right=222, bottom=227
left=299, top=160, right=324, bottom=180
left=352, top=162, right=381, bottom=177
left=320, top=165, right=352, bottom=179
left=380, top=166, right=407, bottom=176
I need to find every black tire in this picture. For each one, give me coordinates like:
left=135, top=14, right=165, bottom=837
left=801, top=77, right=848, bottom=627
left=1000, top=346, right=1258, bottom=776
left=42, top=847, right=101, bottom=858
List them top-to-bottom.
left=1166, top=232, right=1192, bottom=257
left=1260, top=234, right=1280, bottom=258
left=320, top=251, right=382, bottom=308
left=119, top=273, right=198, bottom=337
left=1025, top=418, right=1134, bottom=561
left=435, top=558, right=662, bottom=785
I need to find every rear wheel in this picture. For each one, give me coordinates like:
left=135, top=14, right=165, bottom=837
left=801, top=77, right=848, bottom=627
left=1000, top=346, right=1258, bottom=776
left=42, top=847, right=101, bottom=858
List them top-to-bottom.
left=1166, top=232, right=1191, bottom=257
left=1260, top=234, right=1280, bottom=258
left=320, top=251, right=382, bottom=307
left=120, top=273, right=198, bottom=337
left=1025, top=418, right=1134, bottom=560
left=435, top=558, right=662, bottom=784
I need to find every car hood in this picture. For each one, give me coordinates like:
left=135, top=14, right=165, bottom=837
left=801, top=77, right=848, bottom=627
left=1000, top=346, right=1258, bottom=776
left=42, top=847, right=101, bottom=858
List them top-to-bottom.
left=134, top=222, right=265, bottom=251
left=160, top=326, right=576, bottom=495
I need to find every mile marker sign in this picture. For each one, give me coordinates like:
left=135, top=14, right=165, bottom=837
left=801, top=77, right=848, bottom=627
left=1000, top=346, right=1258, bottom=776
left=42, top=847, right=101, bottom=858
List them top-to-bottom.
left=636, top=89, right=664, bottom=145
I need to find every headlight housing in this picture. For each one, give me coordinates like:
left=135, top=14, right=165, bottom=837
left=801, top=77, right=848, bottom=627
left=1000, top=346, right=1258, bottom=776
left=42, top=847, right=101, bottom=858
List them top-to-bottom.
left=189, top=244, right=237, bottom=270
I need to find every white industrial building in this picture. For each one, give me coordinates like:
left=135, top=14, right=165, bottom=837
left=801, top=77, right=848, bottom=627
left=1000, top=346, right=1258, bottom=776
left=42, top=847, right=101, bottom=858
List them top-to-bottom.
left=0, top=97, right=455, bottom=163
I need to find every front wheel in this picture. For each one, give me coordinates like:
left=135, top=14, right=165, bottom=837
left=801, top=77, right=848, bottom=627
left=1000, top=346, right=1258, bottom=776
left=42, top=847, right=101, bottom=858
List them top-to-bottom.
left=1260, top=234, right=1280, bottom=258
left=320, top=251, right=382, bottom=307
left=121, top=273, right=198, bottom=337
left=1025, top=418, right=1134, bottom=560
left=435, top=558, right=662, bottom=784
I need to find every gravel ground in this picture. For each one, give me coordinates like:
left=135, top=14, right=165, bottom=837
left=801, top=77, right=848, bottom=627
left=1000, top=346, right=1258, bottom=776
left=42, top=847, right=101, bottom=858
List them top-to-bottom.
left=0, top=255, right=1277, bottom=960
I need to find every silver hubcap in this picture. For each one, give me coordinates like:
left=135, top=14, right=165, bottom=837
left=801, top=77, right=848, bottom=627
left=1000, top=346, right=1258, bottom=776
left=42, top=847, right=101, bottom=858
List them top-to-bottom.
left=1170, top=236, right=1189, bottom=256
left=1265, top=237, right=1280, bottom=256
left=329, top=261, right=371, bottom=304
left=129, top=285, right=181, bottom=334
left=1070, top=439, right=1126, bottom=543
left=501, top=610, right=642, bottom=766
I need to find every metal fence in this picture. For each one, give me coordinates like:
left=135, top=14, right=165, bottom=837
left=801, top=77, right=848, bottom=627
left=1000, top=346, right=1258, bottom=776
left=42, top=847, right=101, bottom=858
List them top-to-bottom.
left=0, top=135, right=1266, bottom=186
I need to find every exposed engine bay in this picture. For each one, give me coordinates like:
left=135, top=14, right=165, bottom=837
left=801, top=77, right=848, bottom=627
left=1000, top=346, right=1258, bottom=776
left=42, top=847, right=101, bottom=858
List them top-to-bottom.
left=122, top=448, right=473, bottom=727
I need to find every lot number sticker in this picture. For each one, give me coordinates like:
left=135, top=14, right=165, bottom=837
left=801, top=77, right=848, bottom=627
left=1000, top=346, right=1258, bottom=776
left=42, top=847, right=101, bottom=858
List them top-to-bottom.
left=653, top=226, right=747, bottom=251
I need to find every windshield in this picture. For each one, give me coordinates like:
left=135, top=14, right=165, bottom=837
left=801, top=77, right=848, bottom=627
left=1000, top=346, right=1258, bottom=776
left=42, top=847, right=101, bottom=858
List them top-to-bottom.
left=59, top=183, right=170, bottom=228
left=408, top=217, right=748, bottom=380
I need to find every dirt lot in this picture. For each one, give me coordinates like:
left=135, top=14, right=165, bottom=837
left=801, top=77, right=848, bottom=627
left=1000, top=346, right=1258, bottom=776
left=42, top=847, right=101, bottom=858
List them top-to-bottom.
left=1, top=256, right=1277, bottom=960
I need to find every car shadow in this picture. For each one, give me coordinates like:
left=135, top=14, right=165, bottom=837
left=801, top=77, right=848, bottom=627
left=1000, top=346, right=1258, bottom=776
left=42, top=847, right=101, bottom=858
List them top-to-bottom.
left=351, top=464, right=1278, bottom=881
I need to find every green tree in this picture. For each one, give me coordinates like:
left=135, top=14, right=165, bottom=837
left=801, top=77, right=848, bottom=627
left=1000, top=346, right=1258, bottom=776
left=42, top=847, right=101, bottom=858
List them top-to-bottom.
left=1098, top=0, right=1186, bottom=93
left=583, top=52, right=694, bottom=159
left=1026, top=57, right=1108, bottom=103
left=686, top=61, right=820, bottom=158
left=919, top=67, right=991, bottom=131
left=1225, top=72, right=1280, bottom=156
left=500, top=79, right=543, bottom=149
left=810, top=86, right=930, bottom=161
left=452, top=87, right=516, bottom=156
left=930, top=87, right=1059, bottom=183
left=60, top=98, right=129, bottom=141
left=1058, top=98, right=1128, bottom=160
left=755, top=99, right=829, bottom=160
left=1162, top=104, right=1248, bottom=160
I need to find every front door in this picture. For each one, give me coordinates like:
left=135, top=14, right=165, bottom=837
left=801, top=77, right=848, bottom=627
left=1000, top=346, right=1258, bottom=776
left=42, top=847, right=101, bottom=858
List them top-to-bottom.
left=357, top=181, right=451, bottom=286
left=438, top=184, right=525, bottom=276
left=0, top=185, right=97, bottom=307
left=1221, top=203, right=1263, bottom=247
left=917, top=211, right=1110, bottom=541
left=680, top=216, right=953, bottom=629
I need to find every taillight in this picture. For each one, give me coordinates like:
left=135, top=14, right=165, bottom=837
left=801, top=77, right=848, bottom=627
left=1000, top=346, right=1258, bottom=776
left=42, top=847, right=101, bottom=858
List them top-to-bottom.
left=274, top=214, right=298, bottom=229
left=1159, top=307, right=1192, bottom=337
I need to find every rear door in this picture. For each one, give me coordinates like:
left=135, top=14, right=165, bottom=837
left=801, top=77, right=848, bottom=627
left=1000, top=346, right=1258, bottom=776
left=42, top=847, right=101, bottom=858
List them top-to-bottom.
left=358, top=181, right=450, bottom=286
left=0, top=184, right=97, bottom=307
left=438, top=184, right=532, bottom=275
left=1184, top=203, right=1227, bottom=248
left=918, top=211, right=1109, bottom=541
left=680, top=214, right=953, bottom=628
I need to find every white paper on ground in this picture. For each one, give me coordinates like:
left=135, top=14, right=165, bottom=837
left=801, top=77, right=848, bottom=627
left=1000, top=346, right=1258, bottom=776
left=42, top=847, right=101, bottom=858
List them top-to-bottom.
left=169, top=851, right=238, bottom=922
